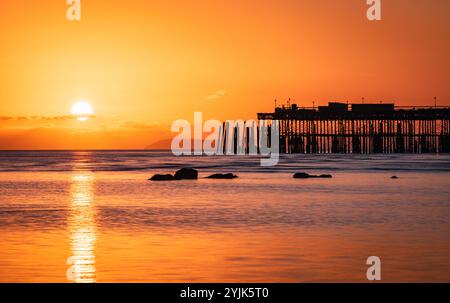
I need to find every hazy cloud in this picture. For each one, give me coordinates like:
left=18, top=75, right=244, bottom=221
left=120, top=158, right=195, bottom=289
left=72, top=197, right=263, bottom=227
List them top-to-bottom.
left=205, top=89, right=227, bottom=101
left=0, top=115, right=95, bottom=121
left=35, top=115, right=94, bottom=121
left=121, top=121, right=166, bottom=130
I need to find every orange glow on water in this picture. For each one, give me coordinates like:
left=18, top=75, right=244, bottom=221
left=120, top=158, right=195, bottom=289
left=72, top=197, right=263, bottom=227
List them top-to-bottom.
left=1, top=166, right=450, bottom=282
left=67, top=173, right=96, bottom=283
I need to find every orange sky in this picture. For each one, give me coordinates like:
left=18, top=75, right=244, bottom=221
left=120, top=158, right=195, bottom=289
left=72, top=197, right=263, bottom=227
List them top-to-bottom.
left=0, top=0, right=449, bottom=149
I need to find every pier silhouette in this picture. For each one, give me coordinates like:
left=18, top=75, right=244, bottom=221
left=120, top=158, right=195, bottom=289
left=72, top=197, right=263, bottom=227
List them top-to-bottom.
left=258, top=102, right=450, bottom=154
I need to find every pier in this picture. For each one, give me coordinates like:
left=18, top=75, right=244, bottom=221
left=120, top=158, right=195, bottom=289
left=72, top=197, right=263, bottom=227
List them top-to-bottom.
left=257, top=102, right=450, bottom=154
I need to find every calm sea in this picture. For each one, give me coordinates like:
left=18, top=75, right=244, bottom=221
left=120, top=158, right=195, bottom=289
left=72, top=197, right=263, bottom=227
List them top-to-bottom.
left=0, top=151, right=450, bottom=282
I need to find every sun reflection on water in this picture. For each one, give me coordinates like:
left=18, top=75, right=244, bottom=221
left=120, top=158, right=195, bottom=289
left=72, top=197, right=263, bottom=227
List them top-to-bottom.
left=67, top=172, right=96, bottom=283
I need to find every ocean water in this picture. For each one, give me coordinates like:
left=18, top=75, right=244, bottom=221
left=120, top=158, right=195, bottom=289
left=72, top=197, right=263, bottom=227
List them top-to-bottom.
left=0, top=151, right=449, bottom=282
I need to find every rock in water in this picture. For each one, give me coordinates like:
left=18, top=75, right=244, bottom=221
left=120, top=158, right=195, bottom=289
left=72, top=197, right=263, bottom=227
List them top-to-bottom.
left=174, top=168, right=198, bottom=180
left=293, top=172, right=333, bottom=179
left=293, top=172, right=311, bottom=179
left=206, top=173, right=238, bottom=179
left=149, top=174, right=178, bottom=181
left=391, top=176, right=399, bottom=179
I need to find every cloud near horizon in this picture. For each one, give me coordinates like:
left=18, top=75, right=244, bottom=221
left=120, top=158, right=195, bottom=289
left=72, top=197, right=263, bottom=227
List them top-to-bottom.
left=205, top=89, right=227, bottom=101
left=0, top=115, right=95, bottom=121
left=0, top=116, right=172, bottom=149
left=121, top=120, right=168, bottom=130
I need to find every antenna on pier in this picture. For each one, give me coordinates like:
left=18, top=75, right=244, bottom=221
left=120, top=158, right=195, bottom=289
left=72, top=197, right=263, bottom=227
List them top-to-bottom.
left=434, top=96, right=437, bottom=108
left=287, top=98, right=291, bottom=108
left=274, top=99, right=277, bottom=109
left=312, top=100, right=315, bottom=109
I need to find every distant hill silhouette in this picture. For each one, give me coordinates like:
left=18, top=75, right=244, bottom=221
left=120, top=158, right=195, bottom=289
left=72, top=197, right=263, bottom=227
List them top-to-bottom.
left=145, top=138, right=205, bottom=150
left=145, top=138, right=172, bottom=150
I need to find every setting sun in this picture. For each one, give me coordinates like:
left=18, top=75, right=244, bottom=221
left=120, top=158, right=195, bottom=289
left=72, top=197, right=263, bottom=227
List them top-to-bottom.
left=71, top=101, right=93, bottom=121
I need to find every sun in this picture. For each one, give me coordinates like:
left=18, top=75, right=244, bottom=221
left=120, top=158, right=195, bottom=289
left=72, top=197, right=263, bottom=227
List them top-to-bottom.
left=71, top=101, right=93, bottom=121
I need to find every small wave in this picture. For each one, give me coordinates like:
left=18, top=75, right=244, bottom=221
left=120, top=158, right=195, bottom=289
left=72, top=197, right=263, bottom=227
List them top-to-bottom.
left=0, top=151, right=449, bottom=173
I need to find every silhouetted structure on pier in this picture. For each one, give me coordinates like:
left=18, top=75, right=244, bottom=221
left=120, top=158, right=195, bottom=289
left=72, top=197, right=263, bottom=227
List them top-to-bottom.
left=258, top=102, right=450, bottom=154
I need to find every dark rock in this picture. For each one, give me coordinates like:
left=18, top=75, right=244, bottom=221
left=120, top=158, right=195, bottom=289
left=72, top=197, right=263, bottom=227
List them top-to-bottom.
left=150, top=168, right=199, bottom=181
left=174, top=168, right=198, bottom=180
left=293, top=172, right=333, bottom=179
left=293, top=172, right=311, bottom=179
left=206, top=173, right=238, bottom=179
left=149, top=174, right=178, bottom=181
left=391, top=176, right=399, bottom=179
